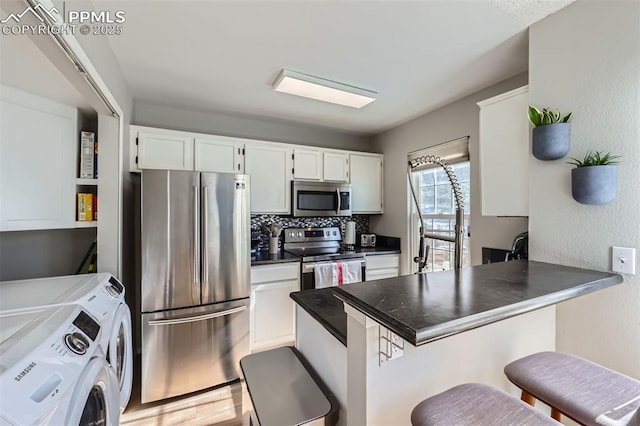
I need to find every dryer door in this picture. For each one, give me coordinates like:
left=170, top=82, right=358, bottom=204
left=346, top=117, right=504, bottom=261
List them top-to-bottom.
left=107, top=303, right=133, bottom=410
left=65, top=355, right=119, bottom=426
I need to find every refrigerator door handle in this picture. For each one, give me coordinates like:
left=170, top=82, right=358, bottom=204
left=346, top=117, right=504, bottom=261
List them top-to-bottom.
left=193, top=185, right=200, bottom=289
left=202, top=186, right=209, bottom=288
left=148, top=305, right=247, bottom=326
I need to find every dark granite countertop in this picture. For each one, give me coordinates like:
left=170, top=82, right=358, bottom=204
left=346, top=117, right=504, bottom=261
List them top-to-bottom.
left=355, top=235, right=401, bottom=256
left=356, top=247, right=401, bottom=256
left=251, top=251, right=301, bottom=266
left=333, top=260, right=623, bottom=346
left=290, top=288, right=347, bottom=347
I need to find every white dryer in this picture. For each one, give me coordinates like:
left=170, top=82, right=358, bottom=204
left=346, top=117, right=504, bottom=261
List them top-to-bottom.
left=0, top=273, right=133, bottom=410
left=0, top=305, right=120, bottom=425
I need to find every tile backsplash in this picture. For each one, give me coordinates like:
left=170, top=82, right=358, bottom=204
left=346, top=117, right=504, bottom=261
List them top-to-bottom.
left=251, top=215, right=370, bottom=252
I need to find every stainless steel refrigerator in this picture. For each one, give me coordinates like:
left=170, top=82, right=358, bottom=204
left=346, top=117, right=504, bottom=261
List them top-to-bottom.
left=140, top=170, right=250, bottom=403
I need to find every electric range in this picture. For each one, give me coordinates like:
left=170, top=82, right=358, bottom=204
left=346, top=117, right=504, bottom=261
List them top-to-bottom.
left=284, top=226, right=366, bottom=290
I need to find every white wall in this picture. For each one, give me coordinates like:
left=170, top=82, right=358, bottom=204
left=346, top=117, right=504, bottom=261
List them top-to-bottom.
left=529, top=0, right=640, bottom=378
left=371, top=74, right=529, bottom=272
left=134, top=102, right=372, bottom=151
left=0, top=229, right=97, bottom=280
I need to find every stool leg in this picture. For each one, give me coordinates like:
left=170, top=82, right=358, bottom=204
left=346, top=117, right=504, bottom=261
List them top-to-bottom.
left=521, top=390, right=536, bottom=406
left=551, top=407, right=563, bottom=422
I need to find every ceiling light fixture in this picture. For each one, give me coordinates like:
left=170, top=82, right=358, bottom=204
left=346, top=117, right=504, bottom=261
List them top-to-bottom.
left=272, top=69, right=377, bottom=109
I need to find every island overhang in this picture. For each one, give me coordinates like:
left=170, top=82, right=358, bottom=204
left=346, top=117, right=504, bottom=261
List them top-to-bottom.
left=332, top=260, right=623, bottom=346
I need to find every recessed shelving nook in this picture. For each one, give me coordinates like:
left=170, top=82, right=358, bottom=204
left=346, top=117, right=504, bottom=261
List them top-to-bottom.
left=0, top=86, right=98, bottom=231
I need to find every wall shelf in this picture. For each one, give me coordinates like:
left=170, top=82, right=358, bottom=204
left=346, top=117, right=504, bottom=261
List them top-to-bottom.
left=76, top=178, right=98, bottom=185
left=75, top=221, right=97, bottom=228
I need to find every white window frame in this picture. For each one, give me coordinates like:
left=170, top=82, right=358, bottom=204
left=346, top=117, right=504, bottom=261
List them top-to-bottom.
left=409, top=162, right=471, bottom=273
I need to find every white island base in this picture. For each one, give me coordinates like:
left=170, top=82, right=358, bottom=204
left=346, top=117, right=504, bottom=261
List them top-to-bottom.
left=296, top=304, right=556, bottom=426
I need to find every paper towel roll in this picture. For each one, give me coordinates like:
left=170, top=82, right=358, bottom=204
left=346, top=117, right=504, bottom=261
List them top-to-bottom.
left=345, top=221, right=356, bottom=245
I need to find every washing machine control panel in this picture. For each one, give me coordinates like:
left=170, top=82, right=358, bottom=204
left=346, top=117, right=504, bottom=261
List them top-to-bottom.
left=78, top=274, right=125, bottom=328
left=107, top=276, right=124, bottom=297
left=62, top=310, right=101, bottom=355
left=72, top=310, right=100, bottom=341
left=64, top=332, right=90, bottom=355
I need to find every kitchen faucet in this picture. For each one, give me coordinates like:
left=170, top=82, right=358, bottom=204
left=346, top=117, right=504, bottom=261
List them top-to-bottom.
left=407, top=156, right=465, bottom=272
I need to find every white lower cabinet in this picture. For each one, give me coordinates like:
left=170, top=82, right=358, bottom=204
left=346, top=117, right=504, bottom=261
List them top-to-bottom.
left=365, top=254, right=399, bottom=282
left=250, top=263, right=300, bottom=352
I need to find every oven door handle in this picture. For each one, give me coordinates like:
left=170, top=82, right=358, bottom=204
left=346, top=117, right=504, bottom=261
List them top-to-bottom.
left=336, top=188, right=341, bottom=214
left=303, top=259, right=365, bottom=273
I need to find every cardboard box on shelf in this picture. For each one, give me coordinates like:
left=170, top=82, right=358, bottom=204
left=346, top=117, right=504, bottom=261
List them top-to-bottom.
left=80, top=131, right=95, bottom=178
left=77, top=193, right=93, bottom=221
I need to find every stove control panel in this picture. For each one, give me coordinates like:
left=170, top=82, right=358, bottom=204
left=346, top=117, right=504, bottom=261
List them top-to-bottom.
left=284, top=227, right=341, bottom=243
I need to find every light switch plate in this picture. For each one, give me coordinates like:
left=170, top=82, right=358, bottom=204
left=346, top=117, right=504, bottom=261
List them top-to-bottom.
left=612, top=246, right=636, bottom=275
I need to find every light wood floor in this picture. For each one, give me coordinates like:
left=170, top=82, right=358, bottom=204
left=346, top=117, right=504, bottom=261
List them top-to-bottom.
left=121, top=356, right=244, bottom=426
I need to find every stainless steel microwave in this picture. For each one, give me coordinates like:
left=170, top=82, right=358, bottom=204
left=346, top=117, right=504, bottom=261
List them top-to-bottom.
left=292, top=181, right=352, bottom=217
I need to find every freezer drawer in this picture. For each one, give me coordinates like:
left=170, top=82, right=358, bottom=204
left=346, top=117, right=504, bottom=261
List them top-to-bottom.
left=141, top=299, right=249, bottom=403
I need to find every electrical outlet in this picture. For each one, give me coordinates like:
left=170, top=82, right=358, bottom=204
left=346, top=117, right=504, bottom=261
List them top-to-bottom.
left=612, top=247, right=636, bottom=275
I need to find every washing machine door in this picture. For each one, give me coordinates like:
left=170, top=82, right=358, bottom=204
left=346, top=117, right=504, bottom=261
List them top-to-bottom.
left=107, top=303, right=133, bottom=410
left=65, top=355, right=119, bottom=426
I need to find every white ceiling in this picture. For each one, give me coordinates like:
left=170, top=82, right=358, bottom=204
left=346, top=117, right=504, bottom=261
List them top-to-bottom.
left=0, top=1, right=575, bottom=134
left=104, top=1, right=570, bottom=134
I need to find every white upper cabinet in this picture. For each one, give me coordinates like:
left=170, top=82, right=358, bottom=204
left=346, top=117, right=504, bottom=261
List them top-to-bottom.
left=0, top=86, right=76, bottom=231
left=477, top=86, right=529, bottom=216
left=129, top=126, right=385, bottom=215
left=136, top=128, right=194, bottom=171
left=194, top=136, right=244, bottom=173
left=245, top=142, right=293, bottom=214
left=293, top=148, right=322, bottom=180
left=323, top=151, right=349, bottom=182
left=350, top=153, right=383, bottom=214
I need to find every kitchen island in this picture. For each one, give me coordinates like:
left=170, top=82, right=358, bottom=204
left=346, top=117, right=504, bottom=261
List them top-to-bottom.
left=291, top=260, right=622, bottom=426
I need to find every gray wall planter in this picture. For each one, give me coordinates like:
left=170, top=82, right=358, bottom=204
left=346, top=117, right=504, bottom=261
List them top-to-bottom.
left=532, top=123, right=571, bottom=160
left=571, top=165, right=617, bottom=205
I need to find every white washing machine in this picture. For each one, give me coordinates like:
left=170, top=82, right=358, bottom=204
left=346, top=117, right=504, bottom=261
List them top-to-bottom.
left=0, top=273, right=133, bottom=410
left=0, top=304, right=120, bottom=425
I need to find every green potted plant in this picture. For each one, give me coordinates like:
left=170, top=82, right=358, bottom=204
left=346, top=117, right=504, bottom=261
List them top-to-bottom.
left=528, top=106, right=572, bottom=160
left=567, top=151, right=620, bottom=205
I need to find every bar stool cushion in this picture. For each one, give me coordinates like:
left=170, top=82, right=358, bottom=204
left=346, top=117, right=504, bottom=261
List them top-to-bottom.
left=504, top=351, right=640, bottom=426
left=410, top=383, right=559, bottom=425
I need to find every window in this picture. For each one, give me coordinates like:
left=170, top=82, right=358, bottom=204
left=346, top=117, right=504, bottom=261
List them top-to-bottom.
left=408, top=136, right=471, bottom=272
left=411, top=161, right=471, bottom=271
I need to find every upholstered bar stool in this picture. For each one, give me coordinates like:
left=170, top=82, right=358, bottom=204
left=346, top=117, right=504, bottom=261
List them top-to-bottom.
left=504, top=352, right=640, bottom=425
left=410, top=383, right=560, bottom=425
